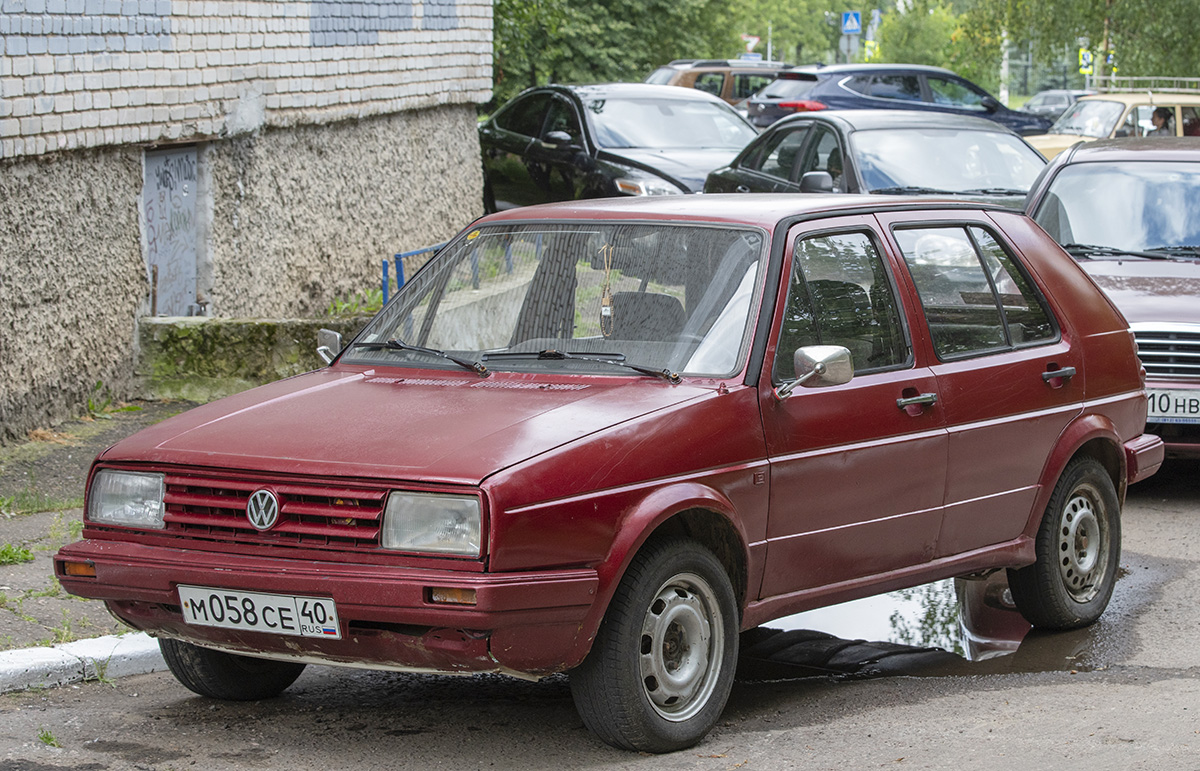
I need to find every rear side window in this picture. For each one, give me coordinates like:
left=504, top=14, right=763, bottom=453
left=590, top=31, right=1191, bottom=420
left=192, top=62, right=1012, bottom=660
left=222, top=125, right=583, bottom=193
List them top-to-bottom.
left=695, top=72, right=725, bottom=97
left=894, top=226, right=1056, bottom=359
left=774, top=231, right=910, bottom=380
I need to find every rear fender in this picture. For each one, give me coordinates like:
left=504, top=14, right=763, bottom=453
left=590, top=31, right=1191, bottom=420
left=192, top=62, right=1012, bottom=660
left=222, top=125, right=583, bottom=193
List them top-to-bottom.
left=1026, top=413, right=1125, bottom=540
left=559, top=482, right=749, bottom=670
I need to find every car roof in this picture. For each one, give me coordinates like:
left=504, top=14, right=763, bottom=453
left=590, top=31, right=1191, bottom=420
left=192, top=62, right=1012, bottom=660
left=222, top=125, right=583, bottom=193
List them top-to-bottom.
left=659, top=59, right=791, bottom=70
left=785, top=62, right=958, bottom=77
left=534, top=82, right=731, bottom=104
left=1077, top=92, right=1200, bottom=106
left=770, top=108, right=1019, bottom=133
left=1057, top=136, right=1200, bottom=164
left=476, top=192, right=1008, bottom=231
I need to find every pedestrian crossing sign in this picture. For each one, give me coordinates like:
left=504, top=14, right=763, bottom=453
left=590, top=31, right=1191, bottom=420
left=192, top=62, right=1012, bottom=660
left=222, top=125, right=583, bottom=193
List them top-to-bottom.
left=841, top=11, right=861, bottom=35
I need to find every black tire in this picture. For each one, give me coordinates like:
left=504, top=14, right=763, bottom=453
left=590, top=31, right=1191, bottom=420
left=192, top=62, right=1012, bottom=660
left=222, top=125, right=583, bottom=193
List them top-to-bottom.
left=1007, top=456, right=1121, bottom=630
left=569, top=538, right=738, bottom=753
left=159, top=638, right=306, bottom=700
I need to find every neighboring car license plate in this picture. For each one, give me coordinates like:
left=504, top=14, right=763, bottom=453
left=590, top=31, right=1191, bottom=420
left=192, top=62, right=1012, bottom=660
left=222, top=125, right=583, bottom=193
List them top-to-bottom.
left=1147, top=389, right=1200, bottom=424
left=178, top=585, right=341, bottom=639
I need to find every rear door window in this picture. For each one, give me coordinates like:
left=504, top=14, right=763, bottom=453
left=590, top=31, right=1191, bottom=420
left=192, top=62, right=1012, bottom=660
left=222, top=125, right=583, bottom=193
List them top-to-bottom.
left=893, top=226, right=1057, bottom=359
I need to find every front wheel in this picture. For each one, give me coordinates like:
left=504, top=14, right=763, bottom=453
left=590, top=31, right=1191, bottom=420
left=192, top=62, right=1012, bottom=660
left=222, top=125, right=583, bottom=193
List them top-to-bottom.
left=1008, top=456, right=1121, bottom=630
left=569, top=538, right=738, bottom=753
left=159, top=638, right=306, bottom=700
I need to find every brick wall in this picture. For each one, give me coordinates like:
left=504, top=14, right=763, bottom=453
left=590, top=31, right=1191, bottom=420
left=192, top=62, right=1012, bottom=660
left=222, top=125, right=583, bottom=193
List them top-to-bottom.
left=0, top=0, right=493, bottom=159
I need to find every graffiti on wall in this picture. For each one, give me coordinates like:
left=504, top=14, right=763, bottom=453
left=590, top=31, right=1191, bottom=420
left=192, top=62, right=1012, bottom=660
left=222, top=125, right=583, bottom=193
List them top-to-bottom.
left=142, top=146, right=198, bottom=316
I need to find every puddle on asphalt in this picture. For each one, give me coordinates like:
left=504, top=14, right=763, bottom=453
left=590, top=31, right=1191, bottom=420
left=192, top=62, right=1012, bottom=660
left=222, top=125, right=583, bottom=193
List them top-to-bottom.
left=738, top=567, right=1148, bottom=681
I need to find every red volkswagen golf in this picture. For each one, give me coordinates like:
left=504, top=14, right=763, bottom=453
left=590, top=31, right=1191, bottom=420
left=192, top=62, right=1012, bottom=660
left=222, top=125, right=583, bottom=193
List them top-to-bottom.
left=56, top=194, right=1162, bottom=752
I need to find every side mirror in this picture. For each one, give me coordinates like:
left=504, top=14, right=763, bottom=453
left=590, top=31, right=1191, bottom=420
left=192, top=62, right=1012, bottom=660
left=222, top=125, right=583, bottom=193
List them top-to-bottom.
left=981, top=96, right=1001, bottom=112
left=543, top=130, right=576, bottom=148
left=799, top=170, right=834, bottom=193
left=317, top=328, right=343, bottom=365
left=775, top=345, right=853, bottom=399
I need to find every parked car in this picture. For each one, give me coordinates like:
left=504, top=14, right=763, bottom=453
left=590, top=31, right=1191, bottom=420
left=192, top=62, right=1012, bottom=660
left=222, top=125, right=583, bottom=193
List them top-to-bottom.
left=645, top=57, right=791, bottom=110
left=745, top=63, right=1052, bottom=135
left=478, top=83, right=758, bottom=211
left=1021, top=88, right=1095, bottom=120
left=1026, top=92, right=1200, bottom=159
left=705, top=109, right=1045, bottom=207
left=1026, top=137, right=1200, bottom=457
left=55, top=194, right=1162, bottom=753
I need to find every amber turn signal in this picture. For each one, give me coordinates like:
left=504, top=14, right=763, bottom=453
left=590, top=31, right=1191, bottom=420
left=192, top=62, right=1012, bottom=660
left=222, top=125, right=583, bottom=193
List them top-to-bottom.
left=62, top=561, right=97, bottom=577
left=429, top=587, right=476, bottom=605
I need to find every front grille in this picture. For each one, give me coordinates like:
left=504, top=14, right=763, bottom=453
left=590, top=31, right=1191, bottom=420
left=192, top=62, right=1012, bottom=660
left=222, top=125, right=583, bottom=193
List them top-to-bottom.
left=1134, top=327, right=1200, bottom=378
left=163, top=472, right=387, bottom=550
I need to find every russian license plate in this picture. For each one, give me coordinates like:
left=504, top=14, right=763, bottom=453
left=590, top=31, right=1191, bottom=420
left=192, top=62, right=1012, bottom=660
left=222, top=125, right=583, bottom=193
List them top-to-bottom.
left=1147, top=389, right=1200, bottom=424
left=179, top=585, right=342, bottom=639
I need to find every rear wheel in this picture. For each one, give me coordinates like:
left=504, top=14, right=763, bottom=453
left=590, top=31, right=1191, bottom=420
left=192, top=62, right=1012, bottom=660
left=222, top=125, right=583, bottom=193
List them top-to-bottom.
left=1008, top=457, right=1121, bottom=630
left=569, top=538, right=738, bottom=753
left=159, top=638, right=306, bottom=700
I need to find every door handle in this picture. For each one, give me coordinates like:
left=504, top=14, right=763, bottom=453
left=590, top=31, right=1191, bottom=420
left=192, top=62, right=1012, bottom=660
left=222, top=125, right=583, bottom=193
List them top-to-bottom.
left=736, top=185, right=751, bottom=193
left=1042, top=366, right=1077, bottom=387
left=896, top=393, right=938, bottom=412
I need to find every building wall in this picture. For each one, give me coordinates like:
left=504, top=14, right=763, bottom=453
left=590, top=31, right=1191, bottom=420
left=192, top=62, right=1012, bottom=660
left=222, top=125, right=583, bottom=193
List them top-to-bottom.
left=1, top=0, right=492, bottom=158
left=0, top=1, right=493, bottom=444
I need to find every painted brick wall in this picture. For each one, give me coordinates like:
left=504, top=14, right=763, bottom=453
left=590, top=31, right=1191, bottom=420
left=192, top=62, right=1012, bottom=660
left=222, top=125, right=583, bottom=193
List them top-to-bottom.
left=0, top=0, right=493, bottom=159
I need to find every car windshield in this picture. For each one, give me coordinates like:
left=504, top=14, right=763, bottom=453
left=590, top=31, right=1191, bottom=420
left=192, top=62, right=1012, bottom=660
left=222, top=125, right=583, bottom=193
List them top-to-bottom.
left=585, top=97, right=757, bottom=149
left=1048, top=100, right=1125, bottom=137
left=852, top=128, right=1045, bottom=193
left=1032, top=160, right=1200, bottom=256
left=348, top=222, right=768, bottom=378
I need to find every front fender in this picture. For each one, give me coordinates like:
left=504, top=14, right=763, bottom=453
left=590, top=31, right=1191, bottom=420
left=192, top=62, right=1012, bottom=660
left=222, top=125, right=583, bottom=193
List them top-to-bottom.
left=559, top=481, right=750, bottom=670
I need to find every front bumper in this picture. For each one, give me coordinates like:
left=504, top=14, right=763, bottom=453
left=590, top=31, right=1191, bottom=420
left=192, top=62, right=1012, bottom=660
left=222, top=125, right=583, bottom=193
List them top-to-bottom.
left=54, top=540, right=599, bottom=677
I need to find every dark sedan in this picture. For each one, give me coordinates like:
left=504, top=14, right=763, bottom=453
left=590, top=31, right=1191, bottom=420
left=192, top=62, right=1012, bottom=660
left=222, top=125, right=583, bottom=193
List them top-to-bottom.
left=746, top=64, right=1052, bottom=135
left=479, top=83, right=759, bottom=212
left=705, top=110, right=1046, bottom=208
left=1025, top=138, right=1200, bottom=458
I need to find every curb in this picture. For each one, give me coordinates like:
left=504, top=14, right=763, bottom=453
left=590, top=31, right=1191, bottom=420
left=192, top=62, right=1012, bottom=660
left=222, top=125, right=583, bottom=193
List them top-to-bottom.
left=0, top=632, right=166, bottom=694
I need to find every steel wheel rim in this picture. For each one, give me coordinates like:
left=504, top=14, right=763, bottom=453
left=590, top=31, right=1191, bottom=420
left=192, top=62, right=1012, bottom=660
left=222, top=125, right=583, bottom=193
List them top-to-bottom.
left=1057, top=484, right=1107, bottom=603
left=638, top=571, right=724, bottom=722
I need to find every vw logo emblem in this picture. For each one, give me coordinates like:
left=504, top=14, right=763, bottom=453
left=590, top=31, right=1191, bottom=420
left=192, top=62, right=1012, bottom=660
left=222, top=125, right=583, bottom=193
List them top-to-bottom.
left=246, top=489, right=279, bottom=530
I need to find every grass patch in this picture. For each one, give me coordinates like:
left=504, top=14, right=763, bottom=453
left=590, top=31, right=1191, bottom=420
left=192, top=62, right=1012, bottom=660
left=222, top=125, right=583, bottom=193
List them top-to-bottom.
left=0, top=489, right=84, bottom=517
left=0, top=543, right=35, bottom=565
left=37, top=728, right=61, bottom=748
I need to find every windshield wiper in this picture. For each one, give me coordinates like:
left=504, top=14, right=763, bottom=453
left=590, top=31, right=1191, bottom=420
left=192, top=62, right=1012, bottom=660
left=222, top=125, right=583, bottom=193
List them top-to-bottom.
left=872, top=185, right=960, bottom=195
left=959, top=187, right=1027, bottom=196
left=1060, top=243, right=1171, bottom=260
left=1146, top=245, right=1200, bottom=259
left=349, top=339, right=490, bottom=377
left=482, top=349, right=682, bottom=384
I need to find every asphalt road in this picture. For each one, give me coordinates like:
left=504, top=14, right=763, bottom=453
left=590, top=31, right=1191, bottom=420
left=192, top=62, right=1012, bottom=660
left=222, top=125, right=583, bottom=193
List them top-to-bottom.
left=1, top=462, right=1197, bottom=770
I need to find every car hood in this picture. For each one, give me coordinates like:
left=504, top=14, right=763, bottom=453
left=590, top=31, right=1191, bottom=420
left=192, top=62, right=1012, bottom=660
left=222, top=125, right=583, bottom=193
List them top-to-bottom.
left=1026, top=133, right=1093, bottom=160
left=605, top=147, right=744, bottom=193
left=1079, top=257, right=1200, bottom=325
left=99, top=368, right=709, bottom=485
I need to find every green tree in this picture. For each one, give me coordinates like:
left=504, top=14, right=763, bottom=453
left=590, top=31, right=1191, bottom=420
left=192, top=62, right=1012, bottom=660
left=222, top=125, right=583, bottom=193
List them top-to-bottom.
left=722, top=0, right=842, bottom=65
left=873, top=1, right=961, bottom=69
